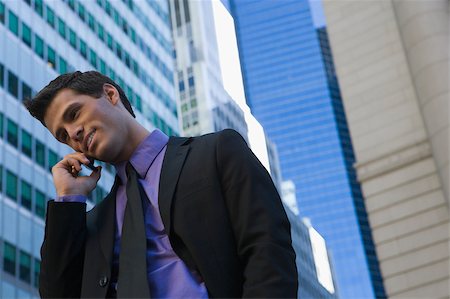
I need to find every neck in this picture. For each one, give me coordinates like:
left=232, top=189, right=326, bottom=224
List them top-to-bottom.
left=118, top=121, right=151, bottom=163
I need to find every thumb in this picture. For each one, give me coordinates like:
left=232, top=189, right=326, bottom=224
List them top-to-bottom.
left=89, top=166, right=102, bottom=182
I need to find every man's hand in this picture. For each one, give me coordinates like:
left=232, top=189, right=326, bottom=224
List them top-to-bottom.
left=52, top=152, right=102, bottom=197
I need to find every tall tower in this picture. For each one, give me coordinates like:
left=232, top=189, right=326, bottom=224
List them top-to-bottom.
left=0, top=0, right=177, bottom=296
left=168, top=0, right=248, bottom=140
left=229, top=0, right=386, bottom=298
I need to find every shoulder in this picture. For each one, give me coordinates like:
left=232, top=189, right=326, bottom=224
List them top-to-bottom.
left=169, top=129, right=247, bottom=147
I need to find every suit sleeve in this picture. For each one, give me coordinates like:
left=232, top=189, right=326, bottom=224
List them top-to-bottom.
left=216, top=129, right=298, bottom=298
left=39, top=201, right=87, bottom=298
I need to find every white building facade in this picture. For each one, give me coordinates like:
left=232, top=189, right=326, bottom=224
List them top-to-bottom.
left=168, top=0, right=248, bottom=140
left=323, top=0, right=449, bottom=297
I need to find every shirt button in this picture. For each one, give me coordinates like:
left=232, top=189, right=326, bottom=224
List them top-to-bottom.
left=99, top=276, right=108, bottom=287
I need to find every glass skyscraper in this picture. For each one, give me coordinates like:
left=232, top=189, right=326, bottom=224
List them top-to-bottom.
left=0, top=0, right=176, bottom=296
left=229, top=0, right=386, bottom=298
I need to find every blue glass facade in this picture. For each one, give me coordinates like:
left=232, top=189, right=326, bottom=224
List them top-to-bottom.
left=229, top=1, right=386, bottom=298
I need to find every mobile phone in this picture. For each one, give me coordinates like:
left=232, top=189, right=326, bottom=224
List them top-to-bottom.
left=85, top=157, right=97, bottom=171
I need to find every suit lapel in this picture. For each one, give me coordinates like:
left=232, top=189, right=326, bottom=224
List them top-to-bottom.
left=159, top=136, right=191, bottom=235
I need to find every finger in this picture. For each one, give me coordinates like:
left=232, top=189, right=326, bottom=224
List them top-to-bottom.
left=65, top=152, right=91, bottom=165
left=63, top=157, right=83, bottom=172
left=89, top=166, right=102, bottom=181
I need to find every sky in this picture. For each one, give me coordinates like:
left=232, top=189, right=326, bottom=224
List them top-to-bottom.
left=309, top=0, right=327, bottom=28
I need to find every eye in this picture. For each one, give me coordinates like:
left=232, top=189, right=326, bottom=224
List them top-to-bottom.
left=70, top=109, right=79, bottom=120
left=61, top=131, right=69, bottom=143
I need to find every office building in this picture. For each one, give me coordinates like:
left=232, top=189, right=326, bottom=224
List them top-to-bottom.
left=0, top=0, right=177, bottom=296
left=168, top=0, right=248, bottom=140
left=228, top=0, right=385, bottom=298
left=323, top=0, right=449, bottom=297
left=170, top=2, right=338, bottom=298
left=285, top=207, right=337, bottom=299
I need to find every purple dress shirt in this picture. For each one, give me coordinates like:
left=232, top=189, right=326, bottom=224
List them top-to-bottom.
left=57, top=129, right=208, bottom=298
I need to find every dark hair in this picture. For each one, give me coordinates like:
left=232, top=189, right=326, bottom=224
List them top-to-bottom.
left=24, top=71, right=135, bottom=127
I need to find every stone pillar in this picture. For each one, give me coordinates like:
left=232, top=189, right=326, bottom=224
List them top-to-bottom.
left=392, top=0, right=449, bottom=205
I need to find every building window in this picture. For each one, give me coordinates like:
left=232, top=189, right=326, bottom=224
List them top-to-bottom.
left=34, top=0, right=43, bottom=16
left=68, top=0, right=75, bottom=10
left=105, top=0, right=111, bottom=15
left=174, top=0, right=182, bottom=28
left=0, top=2, right=5, bottom=24
left=77, top=2, right=86, bottom=21
left=45, top=5, right=55, bottom=27
left=113, top=9, right=120, bottom=25
left=8, top=11, right=18, bottom=36
left=88, top=13, right=95, bottom=30
left=58, top=18, right=66, bottom=39
left=21, top=22, right=32, bottom=47
left=97, top=23, right=104, bottom=41
left=130, top=27, right=136, bottom=43
left=69, top=29, right=77, bottom=49
left=106, top=33, right=113, bottom=50
left=34, top=34, right=44, bottom=58
left=79, top=39, right=87, bottom=58
left=115, top=43, right=122, bottom=60
left=47, top=46, right=56, bottom=69
left=89, top=49, right=97, bottom=68
left=124, top=53, right=130, bottom=68
left=59, top=57, right=67, bottom=74
left=99, top=59, right=106, bottom=74
left=132, top=60, right=139, bottom=76
left=0, top=63, right=3, bottom=88
left=108, top=68, right=116, bottom=81
left=7, top=70, right=18, bottom=98
left=188, top=76, right=195, bottom=87
left=178, top=81, right=185, bottom=92
left=22, top=82, right=32, bottom=102
left=135, top=95, right=142, bottom=112
left=190, top=98, right=197, bottom=108
left=181, top=103, right=188, bottom=113
left=191, top=111, right=198, bottom=126
left=0, top=112, right=3, bottom=138
left=182, top=115, right=190, bottom=130
left=7, top=119, right=18, bottom=147
left=21, top=129, right=32, bottom=158
left=35, top=140, right=45, bottom=167
left=48, top=149, right=58, bottom=173
left=0, top=165, right=3, bottom=192
left=6, top=170, right=18, bottom=201
left=21, top=180, right=32, bottom=211
left=35, top=189, right=46, bottom=219
left=3, top=242, right=16, bottom=275
left=19, top=251, right=31, bottom=283
left=34, top=258, right=40, bottom=288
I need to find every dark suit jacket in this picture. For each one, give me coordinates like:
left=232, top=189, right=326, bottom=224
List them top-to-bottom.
left=39, top=129, right=298, bottom=298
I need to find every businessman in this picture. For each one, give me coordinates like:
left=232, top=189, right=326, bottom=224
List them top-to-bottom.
left=25, top=71, right=297, bottom=298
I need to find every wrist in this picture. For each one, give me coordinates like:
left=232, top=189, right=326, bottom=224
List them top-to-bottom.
left=57, top=189, right=88, bottom=197
left=56, top=194, right=88, bottom=203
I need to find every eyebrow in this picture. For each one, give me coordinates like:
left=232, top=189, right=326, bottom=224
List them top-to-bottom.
left=54, top=103, right=81, bottom=141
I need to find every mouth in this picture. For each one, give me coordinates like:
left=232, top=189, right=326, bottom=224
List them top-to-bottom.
left=84, top=129, right=96, bottom=152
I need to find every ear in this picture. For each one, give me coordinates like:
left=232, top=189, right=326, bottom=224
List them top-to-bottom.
left=103, top=83, right=120, bottom=105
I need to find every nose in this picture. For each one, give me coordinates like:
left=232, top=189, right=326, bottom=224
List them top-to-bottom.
left=67, top=124, right=83, bottom=142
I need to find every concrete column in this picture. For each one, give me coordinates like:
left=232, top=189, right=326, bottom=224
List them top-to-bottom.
left=392, top=0, right=449, bottom=205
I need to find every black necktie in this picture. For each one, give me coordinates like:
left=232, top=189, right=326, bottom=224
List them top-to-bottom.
left=116, top=163, right=151, bottom=298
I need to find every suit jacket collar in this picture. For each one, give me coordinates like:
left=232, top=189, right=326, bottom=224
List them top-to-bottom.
left=93, top=136, right=191, bottom=262
left=158, top=136, right=192, bottom=235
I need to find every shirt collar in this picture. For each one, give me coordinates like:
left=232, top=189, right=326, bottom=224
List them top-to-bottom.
left=114, top=129, right=169, bottom=184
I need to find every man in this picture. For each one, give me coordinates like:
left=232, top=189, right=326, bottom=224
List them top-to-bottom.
left=25, top=71, right=297, bottom=298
